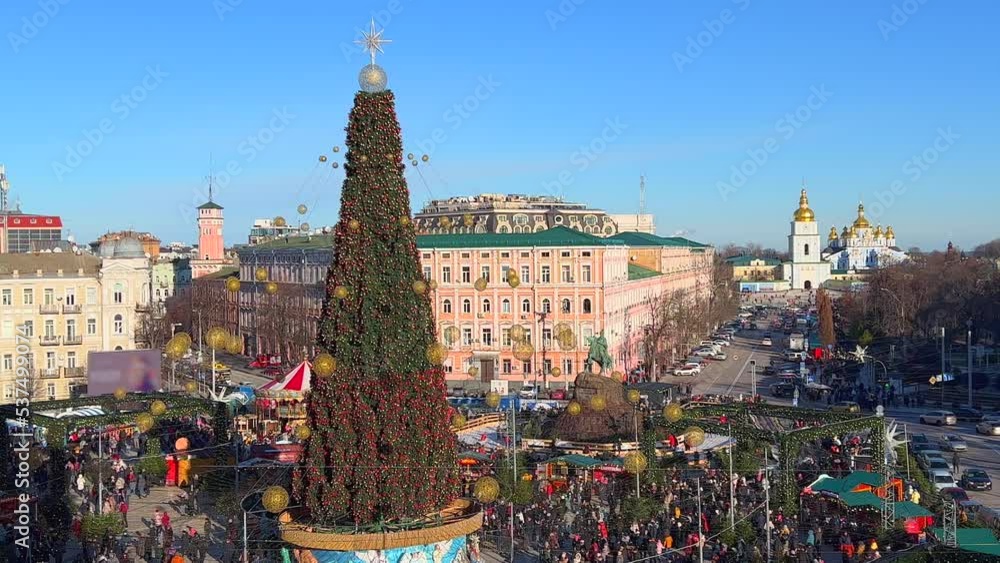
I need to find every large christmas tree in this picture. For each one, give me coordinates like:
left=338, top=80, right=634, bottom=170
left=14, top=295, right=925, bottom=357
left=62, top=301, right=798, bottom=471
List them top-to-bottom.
left=293, top=68, right=458, bottom=525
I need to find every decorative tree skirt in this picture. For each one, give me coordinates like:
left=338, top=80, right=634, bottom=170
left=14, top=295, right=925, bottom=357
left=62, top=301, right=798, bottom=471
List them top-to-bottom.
left=292, top=535, right=471, bottom=563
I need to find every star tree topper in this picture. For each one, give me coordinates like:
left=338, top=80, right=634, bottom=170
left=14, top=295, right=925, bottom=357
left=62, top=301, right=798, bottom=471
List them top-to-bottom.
left=355, top=18, right=392, bottom=65
left=851, top=345, right=869, bottom=363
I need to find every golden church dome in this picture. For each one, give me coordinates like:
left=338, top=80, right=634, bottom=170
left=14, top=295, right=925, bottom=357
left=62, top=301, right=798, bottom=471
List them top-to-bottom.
left=793, top=189, right=815, bottom=222
left=852, top=203, right=871, bottom=229
left=874, top=225, right=884, bottom=238
left=885, top=225, right=895, bottom=238
left=828, top=226, right=838, bottom=241
left=841, top=226, right=850, bottom=238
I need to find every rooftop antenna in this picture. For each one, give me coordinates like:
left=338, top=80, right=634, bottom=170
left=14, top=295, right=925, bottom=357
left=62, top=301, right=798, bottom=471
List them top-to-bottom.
left=205, top=154, right=216, bottom=202
left=0, top=164, right=9, bottom=213
left=639, top=174, right=646, bottom=216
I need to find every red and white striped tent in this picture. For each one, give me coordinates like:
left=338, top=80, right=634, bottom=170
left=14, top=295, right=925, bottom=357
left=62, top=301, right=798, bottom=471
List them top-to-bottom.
left=258, top=361, right=312, bottom=397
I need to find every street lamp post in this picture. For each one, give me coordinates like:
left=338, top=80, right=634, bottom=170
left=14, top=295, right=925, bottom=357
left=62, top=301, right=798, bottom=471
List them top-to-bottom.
left=967, top=319, right=973, bottom=407
left=940, top=327, right=946, bottom=405
left=749, top=360, right=757, bottom=398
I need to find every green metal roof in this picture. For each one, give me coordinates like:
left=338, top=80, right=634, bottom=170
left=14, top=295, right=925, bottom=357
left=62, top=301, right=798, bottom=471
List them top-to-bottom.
left=197, top=201, right=223, bottom=210
left=416, top=226, right=624, bottom=249
left=614, top=231, right=710, bottom=248
left=725, top=255, right=781, bottom=267
left=628, top=263, right=662, bottom=281
left=838, top=491, right=882, bottom=508
left=893, top=501, right=932, bottom=518
left=929, top=528, right=1000, bottom=555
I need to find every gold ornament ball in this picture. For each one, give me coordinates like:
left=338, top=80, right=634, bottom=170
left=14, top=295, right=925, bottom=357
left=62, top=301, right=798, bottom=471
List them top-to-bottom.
left=333, top=146, right=340, bottom=153
left=407, top=153, right=414, bottom=160
left=358, top=154, right=368, bottom=163
left=421, top=154, right=429, bottom=162
left=318, top=155, right=327, bottom=163
left=411, top=159, right=419, bottom=166
left=332, top=162, right=339, bottom=169
left=297, top=204, right=308, bottom=215
left=463, top=213, right=474, bottom=227
left=400, top=215, right=411, bottom=226
left=274, top=216, right=287, bottom=228
left=348, top=219, right=360, bottom=232
left=300, top=222, right=310, bottom=232
left=254, top=267, right=268, bottom=282
left=507, top=274, right=520, bottom=289
left=225, top=277, right=241, bottom=293
left=474, top=277, right=488, bottom=291
left=412, top=280, right=427, bottom=295
left=428, top=280, right=438, bottom=291
left=265, top=281, right=279, bottom=295
left=333, top=285, right=349, bottom=299
left=509, top=325, right=525, bottom=342
left=444, top=326, right=460, bottom=344
left=206, top=327, right=229, bottom=350
left=174, top=332, right=192, bottom=348
left=225, top=334, right=243, bottom=355
left=165, top=341, right=184, bottom=361
left=513, top=341, right=535, bottom=362
left=426, top=343, right=447, bottom=366
left=312, top=353, right=337, bottom=377
left=468, top=366, right=479, bottom=378
left=550, top=367, right=562, bottom=378
left=610, top=371, right=624, bottom=383
left=184, top=381, right=198, bottom=394
left=113, top=388, right=127, bottom=400
left=626, top=389, right=641, bottom=405
left=485, top=392, right=501, bottom=409
left=589, top=395, right=607, bottom=412
left=150, top=400, right=167, bottom=417
left=566, top=401, right=583, bottom=416
left=663, top=403, right=684, bottom=423
left=136, top=413, right=155, bottom=433
left=451, top=413, right=467, bottom=428
left=295, top=425, right=311, bottom=440
left=684, top=426, right=706, bottom=448
left=623, top=451, right=649, bottom=474
left=473, top=476, right=500, bottom=503
left=261, top=486, right=290, bottom=514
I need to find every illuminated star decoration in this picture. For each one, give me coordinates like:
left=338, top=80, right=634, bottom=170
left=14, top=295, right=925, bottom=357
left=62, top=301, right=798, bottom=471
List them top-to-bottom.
left=354, top=18, right=392, bottom=65
left=851, top=345, right=869, bottom=363
left=885, top=421, right=907, bottom=465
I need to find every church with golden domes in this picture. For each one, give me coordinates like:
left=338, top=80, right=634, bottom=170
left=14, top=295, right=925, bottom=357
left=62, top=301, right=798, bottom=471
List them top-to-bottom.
left=823, top=202, right=907, bottom=271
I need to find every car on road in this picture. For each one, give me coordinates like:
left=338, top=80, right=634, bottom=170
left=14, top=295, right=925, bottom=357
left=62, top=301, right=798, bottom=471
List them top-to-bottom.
left=761, top=337, right=772, bottom=346
left=713, top=339, right=731, bottom=347
left=693, top=348, right=717, bottom=358
left=710, top=352, right=728, bottom=361
left=674, top=364, right=701, bottom=376
left=770, top=383, right=796, bottom=398
left=519, top=385, right=538, bottom=399
left=548, top=389, right=567, bottom=400
left=831, top=401, right=861, bottom=413
left=952, top=407, right=984, bottom=422
left=919, top=410, right=957, bottom=426
left=975, top=420, right=1000, bottom=435
left=910, top=433, right=930, bottom=446
left=941, top=434, right=968, bottom=452
left=910, top=442, right=935, bottom=455
left=919, top=451, right=953, bottom=472
left=924, top=458, right=953, bottom=476
left=929, top=469, right=959, bottom=491
left=960, top=469, right=992, bottom=491
left=940, top=487, right=970, bottom=503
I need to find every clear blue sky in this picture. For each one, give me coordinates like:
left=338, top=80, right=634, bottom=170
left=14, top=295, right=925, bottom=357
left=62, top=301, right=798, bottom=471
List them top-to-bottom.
left=2, top=0, right=997, bottom=250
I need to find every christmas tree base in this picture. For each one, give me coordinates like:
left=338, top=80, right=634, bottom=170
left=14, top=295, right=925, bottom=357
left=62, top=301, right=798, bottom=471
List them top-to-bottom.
left=281, top=499, right=481, bottom=563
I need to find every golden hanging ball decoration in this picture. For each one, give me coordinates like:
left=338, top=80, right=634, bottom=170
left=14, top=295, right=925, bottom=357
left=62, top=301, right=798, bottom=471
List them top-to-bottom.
left=333, top=146, right=340, bottom=153
left=407, top=153, right=414, bottom=160
left=358, top=154, right=368, bottom=163
left=421, top=154, right=429, bottom=162
left=318, top=155, right=327, bottom=163
left=411, top=159, right=419, bottom=166
left=332, top=161, right=339, bottom=169
left=297, top=204, right=308, bottom=215
left=462, top=213, right=474, bottom=227
left=400, top=215, right=411, bottom=226
left=274, top=216, right=287, bottom=228
left=440, top=217, right=453, bottom=229
left=348, top=219, right=360, bottom=232
left=300, top=222, right=310, bottom=232
left=254, top=267, right=268, bottom=282
left=507, top=273, right=520, bottom=289
left=225, top=277, right=241, bottom=293
left=474, top=277, right=488, bottom=291
left=412, top=280, right=427, bottom=295
left=428, top=280, right=438, bottom=291
left=265, top=281, right=279, bottom=295
left=333, top=285, right=349, bottom=299
left=553, top=323, right=571, bottom=338
left=509, top=325, right=525, bottom=343
left=443, top=326, right=460, bottom=345
left=206, top=327, right=229, bottom=350
left=174, top=332, right=192, bottom=348
left=558, top=333, right=577, bottom=351
left=225, top=334, right=243, bottom=355
left=513, top=341, right=535, bottom=362
left=426, top=343, right=447, bottom=366
left=312, top=353, right=337, bottom=377
left=468, top=366, right=479, bottom=378
left=550, top=366, right=562, bottom=378
left=610, top=371, right=625, bottom=383
left=184, top=381, right=198, bottom=394
left=113, top=388, right=127, bottom=401
left=626, top=389, right=642, bottom=405
left=485, top=392, right=501, bottom=409
left=589, top=395, right=607, bottom=412
left=149, top=400, right=167, bottom=417
left=566, top=401, right=583, bottom=416
left=663, top=403, right=684, bottom=423
left=136, top=413, right=155, bottom=433
left=451, top=413, right=467, bottom=428
left=294, top=425, right=311, bottom=441
left=684, top=426, right=706, bottom=448
left=623, top=451, right=649, bottom=474
left=473, top=476, right=500, bottom=503
left=261, top=486, right=290, bottom=514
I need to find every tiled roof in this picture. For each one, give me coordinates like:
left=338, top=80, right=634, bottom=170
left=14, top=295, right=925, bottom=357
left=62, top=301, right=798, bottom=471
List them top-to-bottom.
left=416, top=226, right=624, bottom=249
left=614, top=231, right=710, bottom=248
left=0, top=253, right=101, bottom=276
left=725, top=255, right=781, bottom=266
left=628, top=263, right=662, bottom=280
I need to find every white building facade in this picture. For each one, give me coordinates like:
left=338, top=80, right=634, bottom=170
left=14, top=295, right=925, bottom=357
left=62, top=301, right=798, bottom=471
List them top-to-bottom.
left=782, top=189, right=831, bottom=290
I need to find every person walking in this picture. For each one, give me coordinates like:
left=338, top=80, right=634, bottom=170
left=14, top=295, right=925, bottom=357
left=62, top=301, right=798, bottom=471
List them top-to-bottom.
left=136, top=471, right=147, bottom=499
left=118, top=498, right=129, bottom=529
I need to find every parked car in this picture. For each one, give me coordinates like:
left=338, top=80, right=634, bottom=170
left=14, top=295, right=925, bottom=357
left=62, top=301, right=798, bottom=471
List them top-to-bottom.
left=761, top=337, right=772, bottom=346
left=713, top=339, right=731, bottom=347
left=692, top=348, right=716, bottom=358
left=710, top=352, right=728, bottom=361
left=674, top=365, right=700, bottom=376
left=770, top=383, right=796, bottom=398
left=519, top=385, right=538, bottom=399
left=448, top=387, right=467, bottom=397
left=549, top=389, right=567, bottom=400
left=831, top=401, right=861, bottom=413
left=952, top=407, right=984, bottom=422
left=919, top=410, right=957, bottom=426
left=976, top=420, right=1000, bottom=435
left=910, top=433, right=930, bottom=446
left=941, top=434, right=968, bottom=452
left=910, top=442, right=935, bottom=454
left=920, top=451, right=953, bottom=472
left=924, top=459, right=953, bottom=476
left=929, top=469, right=959, bottom=491
left=960, top=469, right=993, bottom=491
left=940, top=487, right=970, bottom=503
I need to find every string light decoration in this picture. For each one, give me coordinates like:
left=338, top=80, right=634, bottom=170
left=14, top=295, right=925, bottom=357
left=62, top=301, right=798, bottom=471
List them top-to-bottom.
left=254, top=267, right=268, bottom=282
left=225, top=277, right=241, bottom=293
left=474, top=277, right=488, bottom=291
left=265, top=281, right=279, bottom=295
left=513, top=341, right=534, bottom=362
left=312, top=353, right=337, bottom=377
left=113, top=388, right=127, bottom=401
left=626, top=389, right=641, bottom=405
left=485, top=392, right=501, bottom=408
left=589, top=395, right=607, bottom=412
left=149, top=400, right=167, bottom=417
left=566, top=401, right=582, bottom=416
left=663, top=403, right=684, bottom=423
left=451, top=413, right=467, bottom=428
left=623, top=451, right=648, bottom=474
left=473, top=476, right=499, bottom=503
left=262, top=486, right=290, bottom=514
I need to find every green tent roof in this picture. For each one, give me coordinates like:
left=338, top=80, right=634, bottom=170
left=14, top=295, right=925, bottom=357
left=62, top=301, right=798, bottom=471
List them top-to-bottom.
left=545, top=454, right=605, bottom=468
left=840, top=471, right=884, bottom=490
left=838, top=491, right=882, bottom=508
left=893, top=501, right=932, bottom=518
left=929, top=528, right=1000, bottom=556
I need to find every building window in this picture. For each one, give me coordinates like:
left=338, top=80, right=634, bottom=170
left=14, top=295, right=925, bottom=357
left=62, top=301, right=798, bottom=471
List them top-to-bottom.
left=804, top=244, right=810, bottom=256
left=541, top=251, right=550, bottom=258
left=561, top=251, right=571, bottom=258
left=582, top=251, right=591, bottom=257
left=461, top=252, right=470, bottom=259
left=500, top=252, right=510, bottom=258
left=442, top=253, right=451, bottom=259
left=520, top=265, right=530, bottom=283
left=561, top=265, right=571, bottom=283
left=582, top=265, right=592, bottom=282
left=423, top=266, right=432, bottom=280
left=442, top=266, right=451, bottom=283
left=461, top=266, right=471, bottom=283
left=481, top=266, right=490, bottom=282
left=541, top=266, right=551, bottom=283
left=113, top=283, right=124, bottom=304
left=86, top=287, right=97, bottom=305
left=22, top=288, right=33, bottom=305
left=43, top=288, right=55, bottom=305
left=1, top=289, right=11, bottom=306
left=65, top=289, right=76, bottom=305
left=561, top=298, right=572, bottom=313
left=583, top=298, right=593, bottom=314
left=443, top=299, right=452, bottom=314
left=462, top=299, right=472, bottom=314
left=482, top=299, right=491, bottom=313
left=501, top=299, right=511, bottom=314
left=521, top=299, right=531, bottom=314
left=541, top=299, right=551, bottom=313
left=114, top=314, right=124, bottom=334
left=87, top=318, right=97, bottom=335
left=22, top=320, right=33, bottom=337
left=44, top=320, right=55, bottom=338
left=482, top=327, right=493, bottom=346
left=461, top=328, right=473, bottom=346
left=502, top=328, right=512, bottom=346
left=542, top=328, right=552, bottom=349
left=523, top=329, right=532, bottom=344
left=46, top=351, right=57, bottom=369
left=66, top=352, right=77, bottom=368
left=2, top=354, right=12, bottom=372
left=502, top=359, right=512, bottom=374
left=563, top=359, right=574, bottom=375
left=522, top=361, right=532, bottom=375
left=47, top=383, right=57, bottom=399
left=3, top=384, right=12, bottom=399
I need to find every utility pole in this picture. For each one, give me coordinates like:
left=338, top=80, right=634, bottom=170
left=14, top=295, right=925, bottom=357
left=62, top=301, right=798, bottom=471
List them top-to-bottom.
left=534, top=311, right=549, bottom=390
left=967, top=319, right=973, bottom=407
left=940, top=327, right=946, bottom=405
left=750, top=360, right=757, bottom=398
left=509, top=395, right=517, bottom=563
left=728, top=425, right=735, bottom=531
left=764, top=446, right=771, bottom=563
left=696, top=477, right=704, bottom=563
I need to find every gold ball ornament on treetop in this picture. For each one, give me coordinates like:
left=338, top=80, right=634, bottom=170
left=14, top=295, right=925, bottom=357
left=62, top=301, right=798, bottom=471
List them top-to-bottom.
left=421, top=154, right=429, bottom=162
left=318, top=155, right=327, bottom=163
left=297, top=204, right=308, bottom=215
left=274, top=216, right=287, bottom=228
left=348, top=219, right=361, bottom=232
left=254, top=267, right=268, bottom=282
left=225, top=277, right=241, bottom=293
left=474, top=277, right=488, bottom=291
left=412, top=280, right=427, bottom=295
left=428, top=280, right=438, bottom=291
left=265, top=281, right=279, bottom=295
left=333, top=286, right=349, bottom=299
left=509, top=325, right=525, bottom=342
left=206, top=327, right=229, bottom=350
left=225, top=334, right=242, bottom=355
left=513, top=341, right=535, bottom=362
left=426, top=343, right=447, bottom=366
left=312, top=353, right=337, bottom=378
left=550, top=366, right=562, bottom=378
left=184, top=381, right=198, bottom=394
left=113, top=388, right=127, bottom=400
left=626, top=389, right=641, bottom=405
left=485, top=392, right=501, bottom=409
left=589, top=395, right=607, bottom=412
left=149, top=400, right=167, bottom=417
left=566, top=401, right=583, bottom=416
left=663, top=403, right=684, bottom=423
left=136, top=413, right=154, bottom=433
left=451, top=413, right=467, bottom=429
left=294, top=425, right=311, bottom=441
left=684, top=426, right=706, bottom=448
left=623, top=451, right=649, bottom=474
left=473, top=476, right=500, bottom=503
left=262, top=486, right=290, bottom=514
